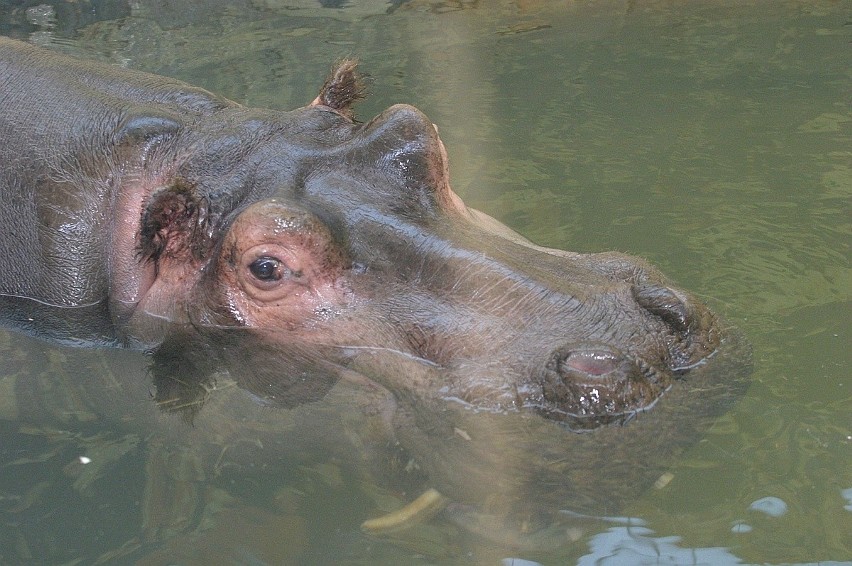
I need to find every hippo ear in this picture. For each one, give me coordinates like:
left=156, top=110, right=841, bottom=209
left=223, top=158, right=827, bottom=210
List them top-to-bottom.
left=311, top=59, right=366, bottom=119
left=138, top=182, right=211, bottom=263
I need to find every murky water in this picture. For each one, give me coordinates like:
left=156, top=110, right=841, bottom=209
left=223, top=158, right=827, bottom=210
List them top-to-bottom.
left=1, top=0, right=849, bottom=564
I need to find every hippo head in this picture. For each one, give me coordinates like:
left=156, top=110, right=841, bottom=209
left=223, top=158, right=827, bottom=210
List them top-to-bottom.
left=119, top=61, right=720, bottom=429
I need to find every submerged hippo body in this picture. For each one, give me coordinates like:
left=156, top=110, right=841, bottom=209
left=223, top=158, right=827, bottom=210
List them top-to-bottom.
left=1, top=37, right=726, bottom=429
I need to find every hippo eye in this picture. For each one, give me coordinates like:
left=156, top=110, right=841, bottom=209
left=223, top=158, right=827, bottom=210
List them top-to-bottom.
left=249, top=257, right=282, bottom=281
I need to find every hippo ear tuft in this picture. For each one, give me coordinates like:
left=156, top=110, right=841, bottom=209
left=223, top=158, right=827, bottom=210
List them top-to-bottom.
left=315, top=58, right=367, bottom=119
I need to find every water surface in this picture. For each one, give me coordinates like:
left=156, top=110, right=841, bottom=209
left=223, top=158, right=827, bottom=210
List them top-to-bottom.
left=0, top=0, right=849, bottom=563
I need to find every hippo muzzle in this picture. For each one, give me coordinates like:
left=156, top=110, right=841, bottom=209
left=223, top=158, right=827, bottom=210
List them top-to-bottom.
left=271, top=101, right=722, bottom=428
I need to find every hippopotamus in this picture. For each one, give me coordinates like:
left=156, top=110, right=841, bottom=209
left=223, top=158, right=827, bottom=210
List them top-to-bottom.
left=0, top=36, right=722, bottom=430
left=0, top=39, right=752, bottom=556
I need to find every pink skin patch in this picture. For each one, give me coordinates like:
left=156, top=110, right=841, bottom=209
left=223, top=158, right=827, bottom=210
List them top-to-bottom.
left=217, top=199, right=351, bottom=330
left=561, top=351, right=620, bottom=377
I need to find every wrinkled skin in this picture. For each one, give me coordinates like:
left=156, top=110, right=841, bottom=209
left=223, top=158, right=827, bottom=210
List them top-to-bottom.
left=0, top=37, right=723, bottom=430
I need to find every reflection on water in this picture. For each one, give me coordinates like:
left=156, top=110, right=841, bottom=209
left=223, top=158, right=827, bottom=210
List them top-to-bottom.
left=1, top=0, right=850, bottom=563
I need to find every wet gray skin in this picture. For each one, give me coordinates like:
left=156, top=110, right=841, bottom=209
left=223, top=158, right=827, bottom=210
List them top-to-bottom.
left=1, top=37, right=722, bottom=430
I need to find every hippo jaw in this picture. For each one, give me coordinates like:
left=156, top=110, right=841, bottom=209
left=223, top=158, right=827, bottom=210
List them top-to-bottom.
left=337, top=284, right=720, bottom=431
left=339, top=291, right=719, bottom=433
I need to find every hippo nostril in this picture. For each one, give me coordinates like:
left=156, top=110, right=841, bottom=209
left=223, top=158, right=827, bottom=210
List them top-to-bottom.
left=632, top=283, right=692, bottom=334
left=632, top=283, right=721, bottom=370
left=539, top=344, right=670, bottom=429
left=548, top=345, right=633, bottom=384
left=559, top=350, right=620, bottom=378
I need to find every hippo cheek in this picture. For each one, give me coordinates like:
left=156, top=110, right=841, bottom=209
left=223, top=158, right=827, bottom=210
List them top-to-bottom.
left=215, top=199, right=351, bottom=328
left=537, top=345, right=671, bottom=429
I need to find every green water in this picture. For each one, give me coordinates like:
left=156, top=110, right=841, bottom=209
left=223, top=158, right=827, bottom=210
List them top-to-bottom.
left=0, top=0, right=849, bottom=563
